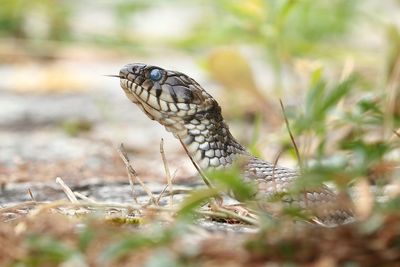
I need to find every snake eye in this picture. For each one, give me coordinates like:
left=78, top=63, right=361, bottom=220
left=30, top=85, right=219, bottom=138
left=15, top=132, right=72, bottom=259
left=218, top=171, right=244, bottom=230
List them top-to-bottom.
left=149, top=68, right=162, bottom=81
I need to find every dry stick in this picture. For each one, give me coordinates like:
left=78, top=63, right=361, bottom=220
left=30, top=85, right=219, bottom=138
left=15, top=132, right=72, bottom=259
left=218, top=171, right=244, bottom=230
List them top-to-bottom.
left=393, top=130, right=400, bottom=138
left=178, top=137, right=212, bottom=188
left=159, top=138, right=173, bottom=207
left=117, top=144, right=156, bottom=204
left=118, top=144, right=138, bottom=204
left=157, top=169, right=178, bottom=204
left=56, top=177, right=79, bottom=203
left=27, top=188, right=36, bottom=202
left=162, top=188, right=193, bottom=196
left=74, top=192, right=96, bottom=203
left=2, top=198, right=256, bottom=226
left=40, top=200, right=143, bottom=211
left=0, top=201, right=37, bottom=214
left=57, top=201, right=256, bottom=225
left=214, top=206, right=259, bottom=226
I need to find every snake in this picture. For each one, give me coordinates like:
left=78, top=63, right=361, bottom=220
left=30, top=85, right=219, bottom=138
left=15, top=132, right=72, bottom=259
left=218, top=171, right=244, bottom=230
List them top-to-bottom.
left=116, top=63, right=354, bottom=226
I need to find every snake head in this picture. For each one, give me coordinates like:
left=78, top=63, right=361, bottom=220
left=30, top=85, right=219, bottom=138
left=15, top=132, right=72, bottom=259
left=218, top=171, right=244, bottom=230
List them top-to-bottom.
left=119, top=63, right=219, bottom=135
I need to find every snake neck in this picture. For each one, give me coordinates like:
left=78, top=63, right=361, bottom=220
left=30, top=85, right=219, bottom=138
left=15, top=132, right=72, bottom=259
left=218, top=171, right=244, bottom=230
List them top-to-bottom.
left=164, top=102, right=247, bottom=169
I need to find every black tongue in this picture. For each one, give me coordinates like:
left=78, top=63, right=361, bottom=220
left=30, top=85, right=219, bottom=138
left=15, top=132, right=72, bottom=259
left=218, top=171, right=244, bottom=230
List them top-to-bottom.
left=104, top=74, right=122, bottom=78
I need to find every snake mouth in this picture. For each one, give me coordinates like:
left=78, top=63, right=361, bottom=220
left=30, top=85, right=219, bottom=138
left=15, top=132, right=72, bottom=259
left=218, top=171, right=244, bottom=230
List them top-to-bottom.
left=119, top=76, right=162, bottom=121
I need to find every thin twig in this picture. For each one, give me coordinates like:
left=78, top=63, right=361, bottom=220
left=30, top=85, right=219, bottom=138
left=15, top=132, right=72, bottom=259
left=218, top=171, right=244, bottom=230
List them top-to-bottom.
left=279, top=99, right=303, bottom=169
left=393, top=129, right=400, bottom=138
left=178, top=137, right=213, bottom=188
left=159, top=138, right=173, bottom=207
left=117, top=144, right=156, bottom=204
left=118, top=144, right=138, bottom=204
left=157, top=169, right=178, bottom=204
left=56, top=177, right=79, bottom=203
left=27, top=188, right=36, bottom=202
left=162, top=188, right=193, bottom=196
left=74, top=192, right=96, bottom=203
left=1, top=198, right=258, bottom=226
left=40, top=200, right=143, bottom=211
left=0, top=201, right=37, bottom=214
left=71, top=201, right=257, bottom=225
left=213, top=206, right=259, bottom=226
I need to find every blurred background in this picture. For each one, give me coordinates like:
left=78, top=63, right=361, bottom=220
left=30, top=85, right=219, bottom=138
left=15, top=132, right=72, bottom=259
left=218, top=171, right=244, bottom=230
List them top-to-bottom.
left=1, top=0, right=399, bottom=188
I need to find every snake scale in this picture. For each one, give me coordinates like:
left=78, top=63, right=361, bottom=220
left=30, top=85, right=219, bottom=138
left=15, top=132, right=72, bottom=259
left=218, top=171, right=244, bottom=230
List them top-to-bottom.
left=117, top=63, right=354, bottom=226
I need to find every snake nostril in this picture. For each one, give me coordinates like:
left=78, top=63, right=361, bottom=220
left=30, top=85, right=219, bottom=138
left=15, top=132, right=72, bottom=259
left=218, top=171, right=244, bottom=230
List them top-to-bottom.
left=120, top=63, right=147, bottom=77
left=132, top=63, right=146, bottom=73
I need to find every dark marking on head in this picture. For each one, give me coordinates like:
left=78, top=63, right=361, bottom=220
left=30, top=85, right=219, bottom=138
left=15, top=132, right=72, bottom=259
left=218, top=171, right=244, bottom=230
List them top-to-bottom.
left=143, top=79, right=154, bottom=90
left=168, top=85, right=178, bottom=102
left=173, top=85, right=194, bottom=103
left=155, top=88, right=162, bottom=98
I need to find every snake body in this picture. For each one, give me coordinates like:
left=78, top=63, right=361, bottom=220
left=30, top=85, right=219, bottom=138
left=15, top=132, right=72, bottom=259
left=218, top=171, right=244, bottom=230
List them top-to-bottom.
left=118, top=63, right=353, bottom=226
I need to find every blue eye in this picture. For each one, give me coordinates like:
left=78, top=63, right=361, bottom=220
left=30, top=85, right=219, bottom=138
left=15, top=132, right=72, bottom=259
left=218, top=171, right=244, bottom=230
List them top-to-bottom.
left=149, top=69, right=162, bottom=81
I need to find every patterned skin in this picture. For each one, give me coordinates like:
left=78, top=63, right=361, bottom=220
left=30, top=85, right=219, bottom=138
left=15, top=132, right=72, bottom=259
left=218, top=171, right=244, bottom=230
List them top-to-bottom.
left=118, top=63, right=354, bottom=226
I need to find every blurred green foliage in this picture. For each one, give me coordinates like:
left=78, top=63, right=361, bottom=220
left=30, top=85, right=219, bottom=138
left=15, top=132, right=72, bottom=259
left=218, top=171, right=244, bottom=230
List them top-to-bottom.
left=0, top=0, right=71, bottom=40
left=0, top=0, right=358, bottom=56
left=0, top=0, right=149, bottom=47
left=179, top=0, right=359, bottom=87
left=180, top=0, right=357, bottom=55
left=279, top=66, right=399, bottom=195
left=293, top=70, right=357, bottom=135
left=61, top=119, right=93, bottom=137
left=206, top=165, right=257, bottom=201
left=177, top=187, right=219, bottom=218
left=100, top=226, right=177, bottom=264
left=17, top=234, right=84, bottom=267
